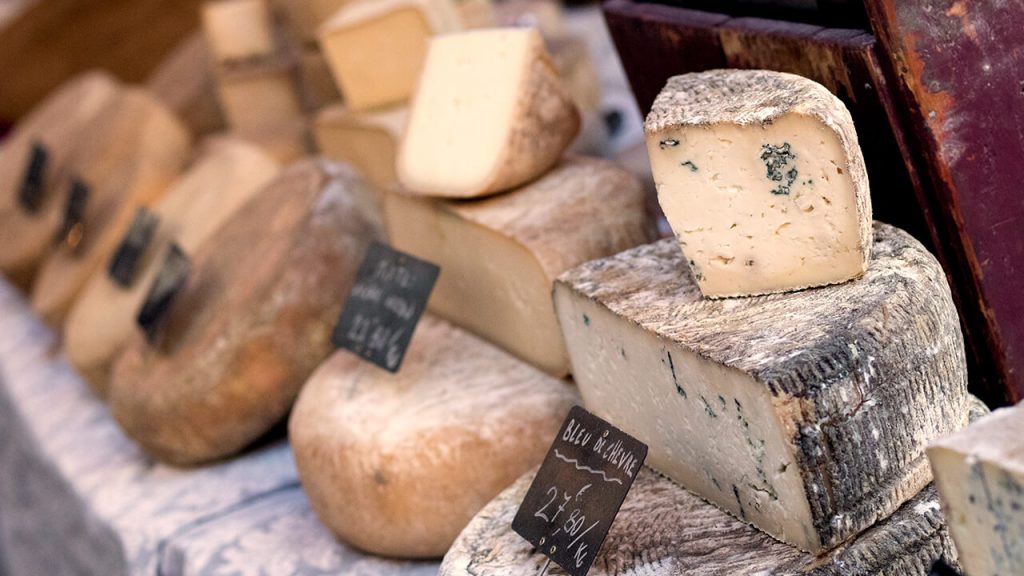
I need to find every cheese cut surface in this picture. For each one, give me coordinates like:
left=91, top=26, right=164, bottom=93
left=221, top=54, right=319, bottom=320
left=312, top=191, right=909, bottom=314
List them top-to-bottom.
left=201, top=0, right=277, bottom=63
left=319, top=0, right=461, bottom=111
left=396, top=28, right=579, bottom=198
left=216, top=60, right=304, bottom=130
left=645, top=70, right=872, bottom=298
left=0, top=71, right=120, bottom=289
left=29, top=89, right=191, bottom=326
left=315, top=104, right=407, bottom=192
left=63, top=138, right=280, bottom=396
left=386, top=156, right=654, bottom=376
left=108, top=160, right=384, bottom=466
left=552, top=223, right=969, bottom=553
left=290, top=315, right=578, bottom=559
left=441, top=400, right=988, bottom=576
left=928, top=403, right=1024, bottom=576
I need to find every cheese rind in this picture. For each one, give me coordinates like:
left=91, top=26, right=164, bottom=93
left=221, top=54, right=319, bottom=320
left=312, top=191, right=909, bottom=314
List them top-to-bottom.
left=201, top=0, right=277, bottom=63
left=318, top=0, right=461, bottom=111
left=396, top=28, right=580, bottom=198
left=645, top=70, right=872, bottom=297
left=0, top=71, right=120, bottom=289
left=29, top=88, right=191, bottom=325
left=314, top=104, right=407, bottom=191
left=63, top=138, right=280, bottom=396
left=386, top=156, right=654, bottom=376
left=108, top=160, right=384, bottom=466
left=553, top=222, right=969, bottom=552
left=290, top=315, right=578, bottom=558
left=928, top=403, right=1024, bottom=576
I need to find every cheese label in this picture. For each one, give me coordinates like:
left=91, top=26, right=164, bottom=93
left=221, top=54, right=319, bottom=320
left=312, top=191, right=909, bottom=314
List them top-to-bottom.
left=18, top=142, right=49, bottom=214
left=54, top=178, right=90, bottom=253
left=108, top=207, right=160, bottom=288
left=331, top=241, right=439, bottom=373
left=137, top=243, right=191, bottom=345
left=512, top=406, right=648, bottom=576
left=928, top=559, right=962, bottom=576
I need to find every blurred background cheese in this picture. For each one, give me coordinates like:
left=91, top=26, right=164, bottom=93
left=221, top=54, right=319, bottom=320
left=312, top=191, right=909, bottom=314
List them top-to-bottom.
left=201, top=0, right=278, bottom=63
left=315, top=104, right=407, bottom=192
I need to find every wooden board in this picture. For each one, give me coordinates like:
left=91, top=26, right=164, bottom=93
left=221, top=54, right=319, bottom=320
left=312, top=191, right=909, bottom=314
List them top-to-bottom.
left=0, top=0, right=203, bottom=123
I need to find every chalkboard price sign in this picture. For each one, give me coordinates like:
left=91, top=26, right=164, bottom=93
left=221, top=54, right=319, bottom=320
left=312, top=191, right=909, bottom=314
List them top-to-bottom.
left=18, top=142, right=48, bottom=213
left=108, top=206, right=159, bottom=287
left=331, top=242, right=439, bottom=373
left=137, top=243, right=191, bottom=345
left=512, top=406, right=648, bottom=576
left=928, top=559, right=962, bottom=576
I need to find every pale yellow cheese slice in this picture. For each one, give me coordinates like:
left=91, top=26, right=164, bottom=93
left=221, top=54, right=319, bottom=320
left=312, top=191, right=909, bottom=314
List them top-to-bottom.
left=202, top=0, right=278, bottom=63
left=216, top=58, right=304, bottom=130
left=314, top=103, right=406, bottom=192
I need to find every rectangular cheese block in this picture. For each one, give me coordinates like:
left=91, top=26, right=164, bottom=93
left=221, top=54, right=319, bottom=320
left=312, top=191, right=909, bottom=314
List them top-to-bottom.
left=202, top=0, right=277, bottom=63
left=318, top=0, right=461, bottom=111
left=396, top=28, right=579, bottom=198
left=216, top=59, right=304, bottom=130
left=645, top=69, right=872, bottom=297
left=314, top=104, right=406, bottom=191
left=386, top=156, right=653, bottom=376
left=553, top=223, right=969, bottom=553
left=929, top=403, right=1024, bottom=575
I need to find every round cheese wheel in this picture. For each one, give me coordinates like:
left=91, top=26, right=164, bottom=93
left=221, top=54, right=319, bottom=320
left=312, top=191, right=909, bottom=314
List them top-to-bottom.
left=0, top=71, right=120, bottom=289
left=29, top=88, right=191, bottom=325
left=63, top=137, right=280, bottom=395
left=108, top=159, right=385, bottom=466
left=289, top=315, right=579, bottom=558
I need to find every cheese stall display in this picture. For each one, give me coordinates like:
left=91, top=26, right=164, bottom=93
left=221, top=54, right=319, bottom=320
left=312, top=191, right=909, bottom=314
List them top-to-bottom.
left=63, top=138, right=280, bottom=395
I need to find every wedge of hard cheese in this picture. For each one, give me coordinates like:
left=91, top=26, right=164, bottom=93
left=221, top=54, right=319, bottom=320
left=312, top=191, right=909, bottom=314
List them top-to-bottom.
left=201, top=0, right=278, bottom=63
left=319, top=0, right=461, bottom=111
left=396, top=28, right=579, bottom=198
left=645, top=70, right=872, bottom=297
left=0, top=71, right=120, bottom=289
left=29, top=89, right=191, bottom=325
left=315, top=104, right=407, bottom=191
left=63, top=138, right=280, bottom=396
left=386, top=156, right=654, bottom=376
left=108, top=160, right=384, bottom=466
left=553, top=222, right=969, bottom=553
left=290, top=315, right=578, bottom=558
left=441, top=394, right=988, bottom=576
left=929, top=401, right=1024, bottom=575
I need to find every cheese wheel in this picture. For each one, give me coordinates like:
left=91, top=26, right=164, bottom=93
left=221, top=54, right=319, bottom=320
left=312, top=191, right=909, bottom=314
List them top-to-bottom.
left=202, top=0, right=278, bottom=63
left=397, top=28, right=580, bottom=198
left=0, top=71, right=120, bottom=289
left=29, top=88, right=191, bottom=325
left=314, top=104, right=407, bottom=192
left=63, top=138, right=280, bottom=396
left=385, top=156, right=655, bottom=376
left=108, top=160, right=385, bottom=466
left=290, top=315, right=579, bottom=558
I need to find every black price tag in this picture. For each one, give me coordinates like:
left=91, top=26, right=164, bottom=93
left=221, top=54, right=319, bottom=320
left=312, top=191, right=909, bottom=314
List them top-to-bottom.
left=18, top=142, right=48, bottom=213
left=54, top=178, right=89, bottom=252
left=108, top=207, right=160, bottom=288
left=331, top=242, right=439, bottom=373
left=137, top=243, right=190, bottom=345
left=512, top=406, right=648, bottom=576
left=929, top=559, right=962, bottom=576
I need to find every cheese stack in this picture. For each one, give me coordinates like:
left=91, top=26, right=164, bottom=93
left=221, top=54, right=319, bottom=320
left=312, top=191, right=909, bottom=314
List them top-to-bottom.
left=290, top=27, right=654, bottom=560
left=547, top=67, right=971, bottom=571
left=63, top=137, right=280, bottom=396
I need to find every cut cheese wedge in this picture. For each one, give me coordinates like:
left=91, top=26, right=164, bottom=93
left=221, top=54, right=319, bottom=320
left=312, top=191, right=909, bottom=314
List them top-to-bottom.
left=202, top=0, right=278, bottom=63
left=319, top=0, right=461, bottom=111
left=397, top=27, right=579, bottom=198
left=147, top=32, right=226, bottom=137
left=216, top=58, right=304, bottom=130
left=645, top=69, right=872, bottom=297
left=0, top=71, right=120, bottom=289
left=29, top=89, right=191, bottom=326
left=314, top=104, right=407, bottom=192
left=63, top=137, right=280, bottom=396
left=386, top=156, right=654, bottom=376
left=108, top=160, right=384, bottom=466
left=553, top=223, right=969, bottom=553
left=290, top=315, right=578, bottom=558
left=442, top=392, right=987, bottom=576
left=929, top=402, right=1024, bottom=576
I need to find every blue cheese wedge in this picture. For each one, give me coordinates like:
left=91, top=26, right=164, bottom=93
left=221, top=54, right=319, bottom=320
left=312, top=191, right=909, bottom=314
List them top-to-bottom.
left=645, top=69, right=872, bottom=297
left=552, top=222, right=969, bottom=553
left=929, top=403, right=1024, bottom=575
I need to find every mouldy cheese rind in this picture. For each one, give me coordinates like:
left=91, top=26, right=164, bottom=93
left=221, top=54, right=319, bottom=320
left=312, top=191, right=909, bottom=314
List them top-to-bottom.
left=553, top=222, right=969, bottom=552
